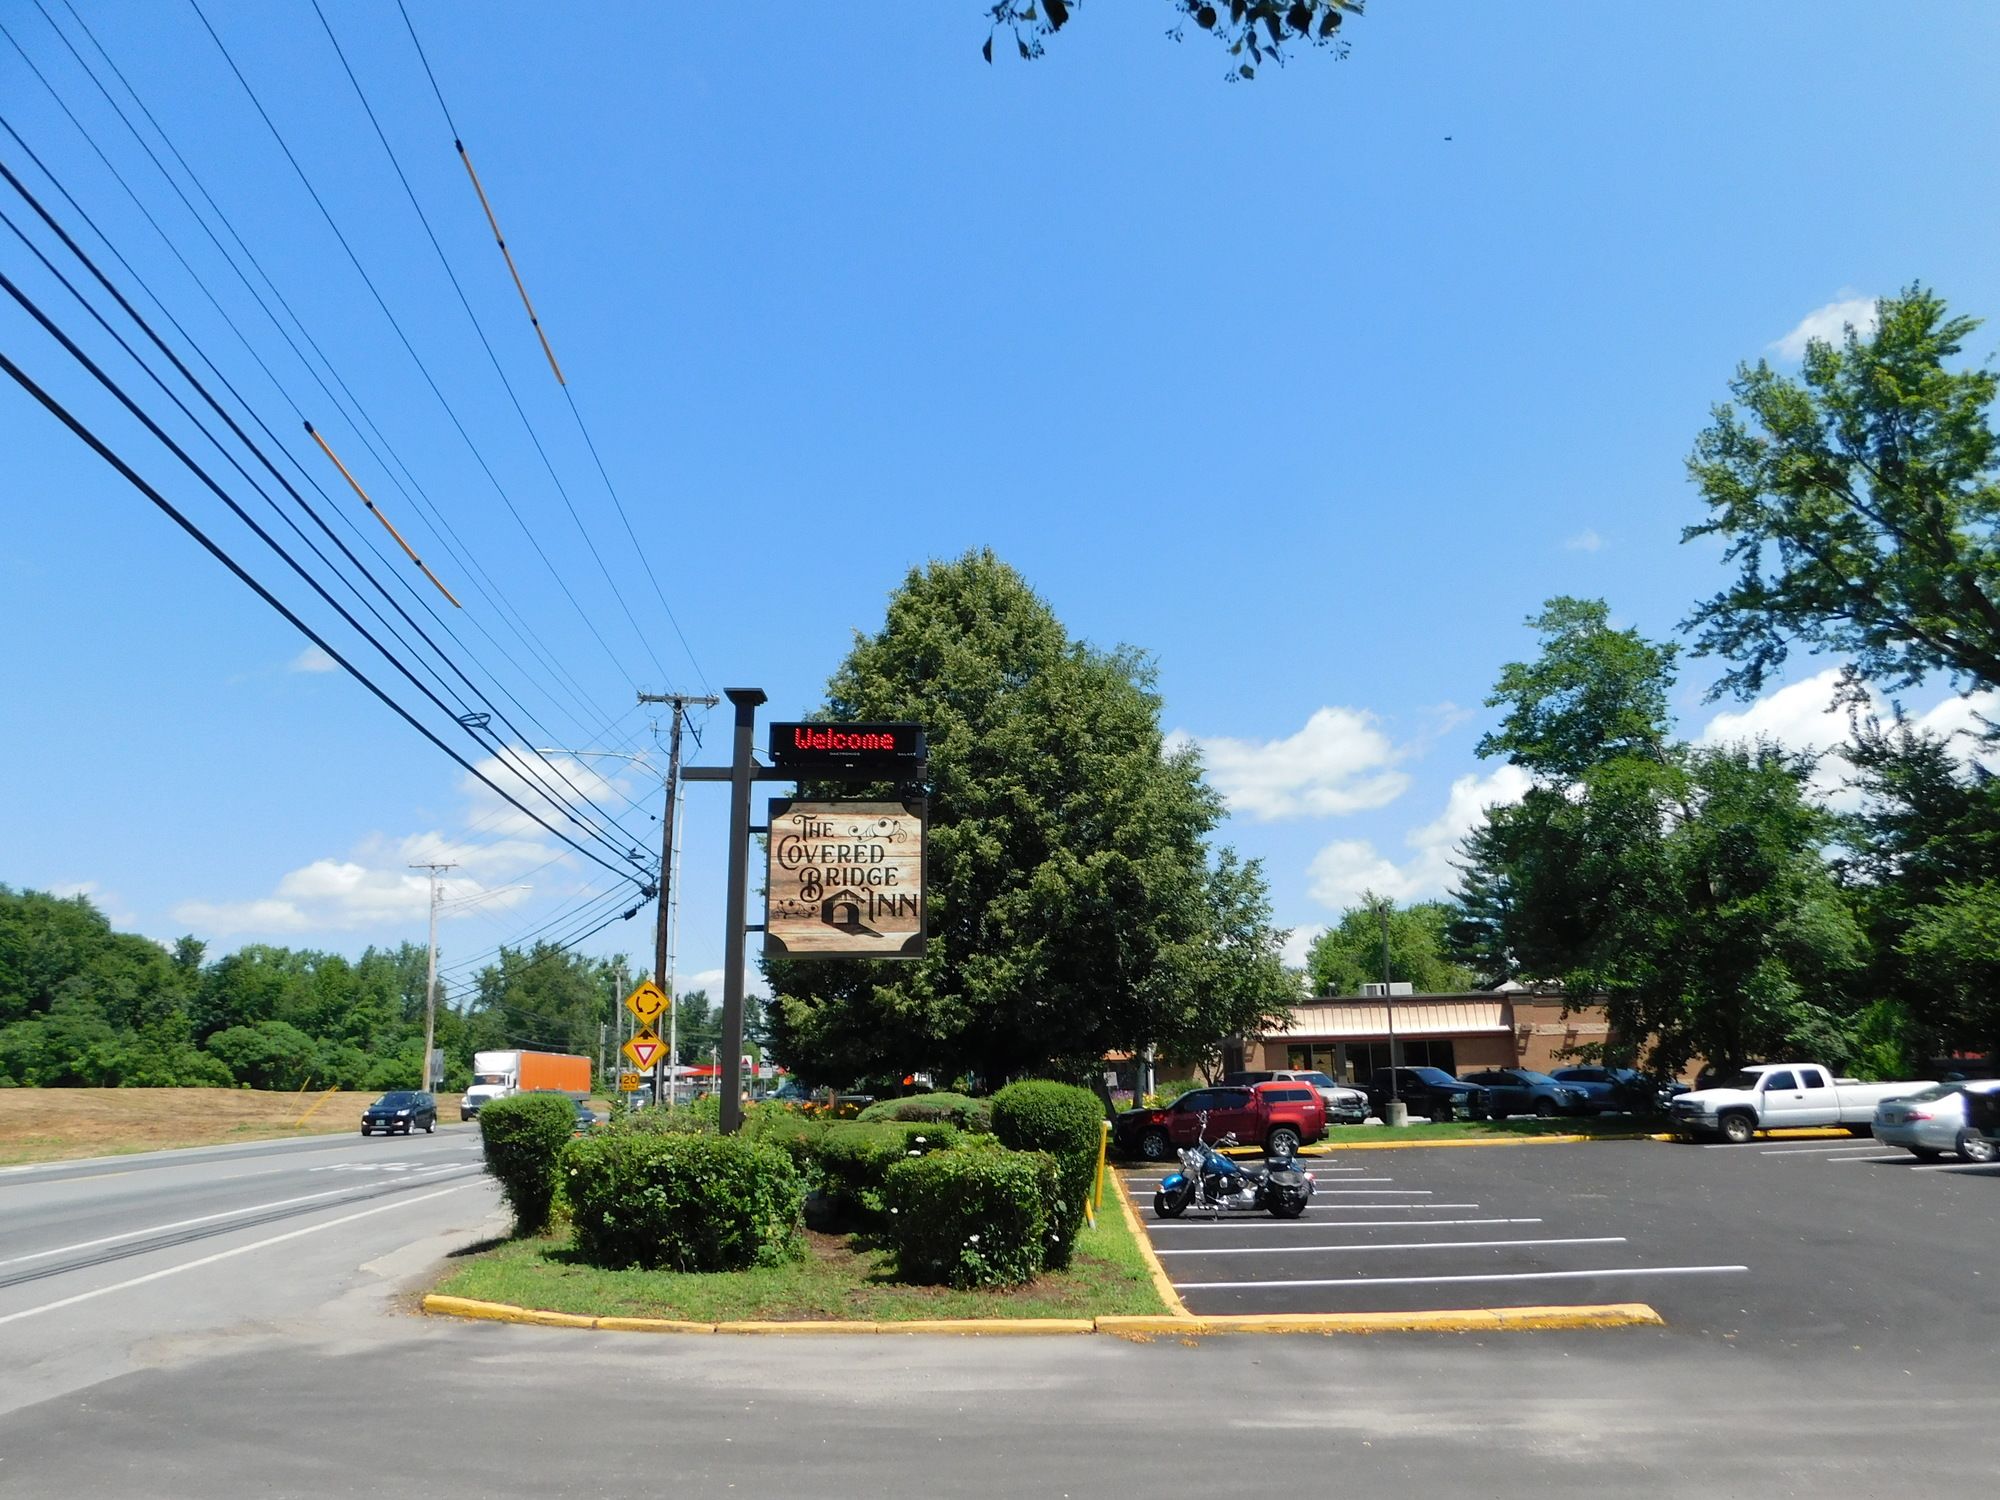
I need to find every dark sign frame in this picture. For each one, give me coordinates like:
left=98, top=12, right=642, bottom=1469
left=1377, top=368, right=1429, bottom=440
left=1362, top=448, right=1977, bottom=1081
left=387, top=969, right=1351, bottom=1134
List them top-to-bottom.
left=768, top=721, right=926, bottom=768
left=763, top=796, right=928, bottom=960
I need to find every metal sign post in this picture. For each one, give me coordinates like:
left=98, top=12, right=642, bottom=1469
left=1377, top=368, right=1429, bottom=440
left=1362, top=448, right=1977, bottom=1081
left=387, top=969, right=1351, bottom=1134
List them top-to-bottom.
left=683, top=694, right=928, bottom=1134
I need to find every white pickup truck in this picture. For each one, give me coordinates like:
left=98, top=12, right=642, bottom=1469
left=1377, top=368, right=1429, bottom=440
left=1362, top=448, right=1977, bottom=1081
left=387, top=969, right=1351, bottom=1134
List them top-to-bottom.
left=1668, top=1063, right=1932, bottom=1144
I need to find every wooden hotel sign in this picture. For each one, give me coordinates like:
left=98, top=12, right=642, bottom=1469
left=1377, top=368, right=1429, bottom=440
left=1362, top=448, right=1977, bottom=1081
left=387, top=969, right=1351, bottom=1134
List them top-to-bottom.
left=764, top=799, right=926, bottom=959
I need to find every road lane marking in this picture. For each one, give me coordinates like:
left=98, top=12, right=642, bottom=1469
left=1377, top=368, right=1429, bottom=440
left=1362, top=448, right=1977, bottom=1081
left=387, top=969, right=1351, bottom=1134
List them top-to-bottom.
left=0, top=1183, right=479, bottom=1327
left=1147, top=1217, right=1543, bottom=1229
left=1154, top=1236, right=1628, bottom=1257
left=1174, top=1264, right=1749, bottom=1291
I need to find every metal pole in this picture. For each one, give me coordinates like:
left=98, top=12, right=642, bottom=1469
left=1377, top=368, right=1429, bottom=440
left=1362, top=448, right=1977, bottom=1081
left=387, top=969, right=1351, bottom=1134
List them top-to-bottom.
left=718, top=687, right=765, bottom=1135
left=666, top=770, right=685, bottom=1108
left=1380, top=897, right=1407, bottom=1128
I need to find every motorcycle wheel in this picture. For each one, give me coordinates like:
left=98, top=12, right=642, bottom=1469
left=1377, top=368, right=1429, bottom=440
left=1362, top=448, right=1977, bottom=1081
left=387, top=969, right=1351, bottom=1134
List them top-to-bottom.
left=1153, top=1185, right=1191, bottom=1219
left=1267, top=1195, right=1307, bottom=1220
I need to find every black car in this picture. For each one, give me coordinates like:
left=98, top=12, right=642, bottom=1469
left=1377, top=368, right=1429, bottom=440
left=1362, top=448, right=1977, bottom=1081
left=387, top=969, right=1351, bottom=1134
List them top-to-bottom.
left=1550, top=1066, right=1689, bottom=1114
left=1364, top=1067, right=1492, bottom=1122
left=1461, top=1067, right=1592, bottom=1119
left=361, top=1090, right=437, bottom=1135
left=572, top=1100, right=599, bottom=1135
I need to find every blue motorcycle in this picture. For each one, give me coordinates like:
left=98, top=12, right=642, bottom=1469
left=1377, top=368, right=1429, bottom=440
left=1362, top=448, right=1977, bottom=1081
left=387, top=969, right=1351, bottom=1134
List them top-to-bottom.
left=1153, top=1119, right=1315, bottom=1220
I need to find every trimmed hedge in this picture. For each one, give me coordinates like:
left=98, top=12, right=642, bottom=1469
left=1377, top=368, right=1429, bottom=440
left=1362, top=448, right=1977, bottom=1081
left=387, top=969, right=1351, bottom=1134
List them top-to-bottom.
left=990, top=1080, right=1106, bottom=1270
left=478, top=1091, right=579, bottom=1235
left=856, top=1092, right=993, bottom=1133
left=814, top=1120, right=961, bottom=1226
left=562, top=1131, right=805, bottom=1271
left=881, top=1147, right=1057, bottom=1288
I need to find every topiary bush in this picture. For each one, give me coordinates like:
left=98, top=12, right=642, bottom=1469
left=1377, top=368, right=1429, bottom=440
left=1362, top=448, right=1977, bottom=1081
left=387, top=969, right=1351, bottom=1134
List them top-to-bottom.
left=990, top=1080, right=1106, bottom=1270
left=478, top=1091, right=580, bottom=1235
left=857, top=1092, right=993, bottom=1133
left=742, top=1105, right=830, bottom=1181
left=814, top=1120, right=961, bottom=1226
left=562, top=1131, right=805, bottom=1271
left=881, top=1146, right=1057, bottom=1289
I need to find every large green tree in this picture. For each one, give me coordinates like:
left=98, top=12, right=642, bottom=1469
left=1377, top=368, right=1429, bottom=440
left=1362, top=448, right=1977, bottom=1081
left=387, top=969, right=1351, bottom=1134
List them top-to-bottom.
left=984, top=0, right=1364, bottom=81
left=1683, top=287, right=2000, bottom=702
left=763, top=550, right=1295, bottom=1086
left=1453, top=599, right=1867, bottom=1073
left=1306, top=898, right=1475, bottom=996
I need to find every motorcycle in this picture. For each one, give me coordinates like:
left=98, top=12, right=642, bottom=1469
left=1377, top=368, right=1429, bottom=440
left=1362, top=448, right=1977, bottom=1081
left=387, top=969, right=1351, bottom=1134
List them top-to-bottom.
left=1152, top=1119, right=1315, bottom=1220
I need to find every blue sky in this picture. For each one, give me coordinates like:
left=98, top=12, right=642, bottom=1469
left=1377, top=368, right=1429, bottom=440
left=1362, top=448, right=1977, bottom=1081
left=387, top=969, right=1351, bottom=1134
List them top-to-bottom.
left=3, top=2, right=1997, bottom=999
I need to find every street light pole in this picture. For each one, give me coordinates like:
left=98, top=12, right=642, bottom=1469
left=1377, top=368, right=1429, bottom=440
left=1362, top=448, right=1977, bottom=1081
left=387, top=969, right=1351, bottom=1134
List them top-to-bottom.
left=410, top=862, right=456, bottom=1092
left=1379, top=896, right=1407, bottom=1129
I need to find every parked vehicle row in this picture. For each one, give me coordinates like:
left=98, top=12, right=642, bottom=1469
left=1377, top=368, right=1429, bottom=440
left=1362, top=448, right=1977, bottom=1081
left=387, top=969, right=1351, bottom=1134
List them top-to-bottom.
left=1669, top=1062, right=1934, bottom=1144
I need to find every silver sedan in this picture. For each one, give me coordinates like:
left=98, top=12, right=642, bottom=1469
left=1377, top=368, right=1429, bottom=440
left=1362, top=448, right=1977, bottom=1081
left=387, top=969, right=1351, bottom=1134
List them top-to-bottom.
left=1873, top=1081, right=2000, bottom=1164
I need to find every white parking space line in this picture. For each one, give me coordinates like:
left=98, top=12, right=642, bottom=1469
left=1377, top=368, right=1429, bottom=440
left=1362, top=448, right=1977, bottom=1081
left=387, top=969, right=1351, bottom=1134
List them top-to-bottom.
left=1703, top=1139, right=1862, bottom=1150
left=1757, top=1144, right=1889, bottom=1155
left=1828, top=1154, right=1915, bottom=1163
left=1910, top=1160, right=2000, bottom=1173
left=1121, top=1176, right=1393, bottom=1185
left=0, top=1184, right=477, bottom=1328
left=1313, top=1188, right=1432, bottom=1195
left=1147, top=1217, right=1543, bottom=1230
left=1154, top=1236, right=1627, bottom=1257
left=1174, top=1264, right=1749, bottom=1291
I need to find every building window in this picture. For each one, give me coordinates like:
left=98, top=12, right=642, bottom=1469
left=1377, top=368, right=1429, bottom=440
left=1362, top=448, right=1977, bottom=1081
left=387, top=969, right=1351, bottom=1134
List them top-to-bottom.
left=1349, top=1039, right=1456, bottom=1082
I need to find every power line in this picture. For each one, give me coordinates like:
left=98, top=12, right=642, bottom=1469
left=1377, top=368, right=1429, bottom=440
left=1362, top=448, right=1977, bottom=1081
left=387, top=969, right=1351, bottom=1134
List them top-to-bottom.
left=184, top=0, right=645, bottom=692
left=308, top=0, right=678, bottom=693
left=394, top=0, right=710, bottom=695
left=0, top=18, right=626, bottom=753
left=0, top=182, right=648, bottom=867
left=0, top=329, right=647, bottom=890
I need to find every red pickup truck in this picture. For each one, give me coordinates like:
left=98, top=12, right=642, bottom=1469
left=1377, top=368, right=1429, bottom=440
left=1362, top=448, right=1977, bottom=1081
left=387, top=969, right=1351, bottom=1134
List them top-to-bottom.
left=1112, top=1082, right=1326, bottom=1161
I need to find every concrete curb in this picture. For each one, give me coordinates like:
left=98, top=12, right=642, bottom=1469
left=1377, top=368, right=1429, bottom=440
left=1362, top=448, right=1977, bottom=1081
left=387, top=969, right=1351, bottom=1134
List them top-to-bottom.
left=421, top=1294, right=1663, bottom=1337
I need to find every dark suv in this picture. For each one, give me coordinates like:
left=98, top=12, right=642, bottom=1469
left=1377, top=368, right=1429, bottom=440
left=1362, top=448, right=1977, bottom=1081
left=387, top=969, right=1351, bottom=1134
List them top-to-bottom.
left=1364, top=1067, right=1492, bottom=1122
left=1461, top=1068, right=1592, bottom=1118
left=1113, top=1084, right=1325, bottom=1161
left=361, top=1090, right=437, bottom=1135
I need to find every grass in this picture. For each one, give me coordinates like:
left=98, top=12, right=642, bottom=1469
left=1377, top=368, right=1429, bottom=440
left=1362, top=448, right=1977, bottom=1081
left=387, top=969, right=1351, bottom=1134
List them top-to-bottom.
left=0, top=1086, right=473, bottom=1167
left=432, top=1182, right=1168, bottom=1323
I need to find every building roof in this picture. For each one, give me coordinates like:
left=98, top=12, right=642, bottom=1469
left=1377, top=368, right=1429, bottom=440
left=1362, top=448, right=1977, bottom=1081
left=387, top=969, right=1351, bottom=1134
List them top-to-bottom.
left=1265, top=998, right=1511, bottom=1041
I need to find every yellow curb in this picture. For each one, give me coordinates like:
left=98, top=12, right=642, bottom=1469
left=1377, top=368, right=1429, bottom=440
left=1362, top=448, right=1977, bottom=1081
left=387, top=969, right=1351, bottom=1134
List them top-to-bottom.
left=1114, top=1163, right=1192, bottom=1320
left=424, top=1295, right=602, bottom=1329
left=1181, top=1303, right=1663, bottom=1335
left=1094, top=1315, right=1203, bottom=1336
left=594, top=1316, right=716, bottom=1334
left=877, top=1318, right=1095, bottom=1335
left=713, top=1320, right=882, bottom=1334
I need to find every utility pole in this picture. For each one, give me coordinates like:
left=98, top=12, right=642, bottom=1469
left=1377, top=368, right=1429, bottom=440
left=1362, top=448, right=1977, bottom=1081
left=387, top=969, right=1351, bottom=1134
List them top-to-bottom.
left=637, top=690, right=719, bottom=1105
left=410, top=862, right=457, bottom=1092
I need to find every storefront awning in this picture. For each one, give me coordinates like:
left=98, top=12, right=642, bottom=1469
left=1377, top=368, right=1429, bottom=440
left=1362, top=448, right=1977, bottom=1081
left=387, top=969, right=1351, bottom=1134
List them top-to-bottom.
left=1263, top=1000, right=1511, bottom=1041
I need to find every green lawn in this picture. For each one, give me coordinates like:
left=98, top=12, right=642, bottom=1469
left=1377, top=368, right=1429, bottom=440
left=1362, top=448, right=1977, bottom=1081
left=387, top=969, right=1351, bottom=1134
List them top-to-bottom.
left=433, top=1186, right=1168, bottom=1323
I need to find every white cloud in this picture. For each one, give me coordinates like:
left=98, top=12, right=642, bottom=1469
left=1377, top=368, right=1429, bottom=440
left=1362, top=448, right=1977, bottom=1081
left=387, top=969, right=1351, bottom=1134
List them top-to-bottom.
left=1772, top=292, right=1877, bottom=361
left=1564, top=529, right=1605, bottom=553
left=288, top=645, right=339, bottom=673
left=1697, top=668, right=2000, bottom=804
left=1179, top=707, right=1412, bottom=823
left=1306, top=765, right=1532, bottom=913
left=173, top=831, right=551, bottom=936
left=49, top=880, right=99, bottom=900
left=1279, top=924, right=1325, bottom=971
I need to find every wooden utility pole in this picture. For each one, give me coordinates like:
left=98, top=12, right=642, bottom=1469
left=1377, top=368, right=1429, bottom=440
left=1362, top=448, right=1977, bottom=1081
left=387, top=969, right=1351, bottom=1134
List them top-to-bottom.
left=637, top=691, right=718, bottom=1103
left=410, top=862, right=457, bottom=1092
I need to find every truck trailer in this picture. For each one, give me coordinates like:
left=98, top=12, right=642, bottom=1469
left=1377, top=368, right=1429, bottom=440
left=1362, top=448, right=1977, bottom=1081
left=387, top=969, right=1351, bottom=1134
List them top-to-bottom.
left=461, top=1049, right=591, bottom=1119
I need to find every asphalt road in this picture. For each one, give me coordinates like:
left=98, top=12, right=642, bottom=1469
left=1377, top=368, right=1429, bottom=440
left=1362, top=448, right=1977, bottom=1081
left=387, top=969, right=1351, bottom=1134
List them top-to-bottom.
left=0, top=1122, right=502, bottom=1419
left=1, top=1132, right=1994, bottom=1497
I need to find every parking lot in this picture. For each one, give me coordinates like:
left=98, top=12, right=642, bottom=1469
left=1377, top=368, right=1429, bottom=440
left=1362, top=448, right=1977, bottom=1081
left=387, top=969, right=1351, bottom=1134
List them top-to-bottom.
left=1120, top=1134, right=2000, bottom=1348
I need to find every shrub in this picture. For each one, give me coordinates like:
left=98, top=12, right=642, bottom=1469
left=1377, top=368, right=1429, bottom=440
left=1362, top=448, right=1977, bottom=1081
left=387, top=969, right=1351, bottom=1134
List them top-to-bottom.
left=991, top=1080, right=1106, bottom=1270
left=478, top=1092, right=579, bottom=1235
left=857, top=1092, right=993, bottom=1132
left=607, top=1101, right=716, bottom=1137
left=742, top=1106, right=830, bottom=1180
left=814, top=1121, right=961, bottom=1226
left=562, top=1132, right=805, bottom=1271
left=882, top=1147, right=1056, bottom=1288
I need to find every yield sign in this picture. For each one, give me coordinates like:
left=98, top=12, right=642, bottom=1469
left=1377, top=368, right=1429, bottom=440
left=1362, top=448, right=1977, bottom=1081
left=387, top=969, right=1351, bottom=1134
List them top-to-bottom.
left=623, top=981, right=668, bottom=1026
left=622, top=1027, right=665, bottom=1070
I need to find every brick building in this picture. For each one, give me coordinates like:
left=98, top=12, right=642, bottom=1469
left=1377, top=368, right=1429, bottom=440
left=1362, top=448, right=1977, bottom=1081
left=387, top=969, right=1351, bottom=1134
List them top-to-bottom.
left=1227, top=988, right=1620, bottom=1085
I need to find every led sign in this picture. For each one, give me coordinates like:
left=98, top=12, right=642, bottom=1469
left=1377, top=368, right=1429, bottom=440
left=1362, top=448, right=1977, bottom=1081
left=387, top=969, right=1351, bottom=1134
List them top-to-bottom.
left=768, top=721, right=925, bottom=767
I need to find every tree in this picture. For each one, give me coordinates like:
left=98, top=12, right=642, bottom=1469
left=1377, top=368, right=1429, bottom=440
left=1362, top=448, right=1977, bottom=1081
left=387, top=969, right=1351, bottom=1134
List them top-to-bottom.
left=983, top=0, right=1364, bottom=81
left=1683, top=287, right=2000, bottom=703
left=763, top=550, right=1295, bottom=1085
left=1454, top=598, right=1868, bottom=1073
left=1306, top=898, right=1476, bottom=996
left=467, top=942, right=616, bottom=1060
